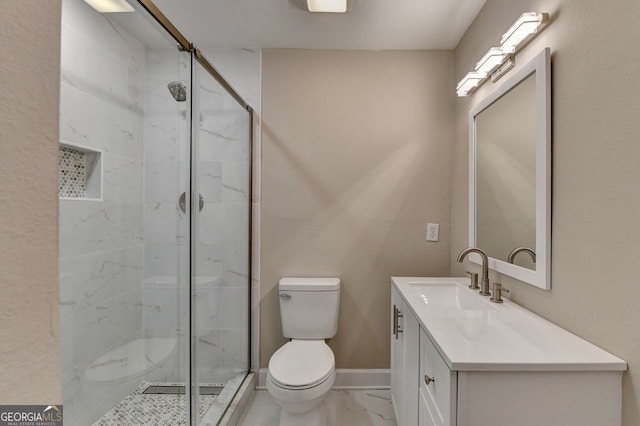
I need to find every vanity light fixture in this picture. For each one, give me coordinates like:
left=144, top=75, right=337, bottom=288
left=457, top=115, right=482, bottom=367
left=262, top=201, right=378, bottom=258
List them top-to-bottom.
left=83, top=0, right=134, bottom=13
left=306, top=0, right=352, bottom=13
left=456, top=11, right=549, bottom=96
left=501, top=12, right=549, bottom=53
left=475, top=47, right=509, bottom=77
left=489, top=55, right=515, bottom=83
left=456, top=72, right=485, bottom=97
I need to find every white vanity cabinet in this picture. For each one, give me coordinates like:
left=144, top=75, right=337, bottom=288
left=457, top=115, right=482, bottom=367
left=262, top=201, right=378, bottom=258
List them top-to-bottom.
left=391, top=277, right=627, bottom=426
left=391, top=286, right=419, bottom=426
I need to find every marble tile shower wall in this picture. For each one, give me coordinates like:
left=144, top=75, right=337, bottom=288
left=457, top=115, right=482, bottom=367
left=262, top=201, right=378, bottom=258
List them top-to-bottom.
left=58, top=1, right=145, bottom=425
left=142, top=47, right=189, bottom=384
left=204, top=48, right=262, bottom=375
left=204, top=48, right=262, bottom=376
left=194, top=74, right=251, bottom=383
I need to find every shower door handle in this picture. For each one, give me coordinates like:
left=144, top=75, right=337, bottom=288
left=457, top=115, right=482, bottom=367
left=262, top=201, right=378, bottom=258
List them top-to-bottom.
left=179, top=192, right=204, bottom=213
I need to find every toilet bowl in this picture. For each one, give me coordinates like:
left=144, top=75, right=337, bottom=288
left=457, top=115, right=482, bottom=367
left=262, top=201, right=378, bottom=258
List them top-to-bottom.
left=266, top=278, right=341, bottom=426
left=267, top=340, right=335, bottom=422
left=267, top=341, right=336, bottom=426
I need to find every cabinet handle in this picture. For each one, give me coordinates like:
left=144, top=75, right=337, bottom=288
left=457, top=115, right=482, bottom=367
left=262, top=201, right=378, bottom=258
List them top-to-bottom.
left=393, top=305, right=397, bottom=337
left=393, top=305, right=404, bottom=339
left=393, top=305, right=397, bottom=336
left=396, top=308, right=403, bottom=339
left=424, top=374, right=435, bottom=386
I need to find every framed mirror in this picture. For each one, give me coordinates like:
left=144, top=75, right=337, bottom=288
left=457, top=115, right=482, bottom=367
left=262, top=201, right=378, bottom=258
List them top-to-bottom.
left=468, top=48, right=551, bottom=289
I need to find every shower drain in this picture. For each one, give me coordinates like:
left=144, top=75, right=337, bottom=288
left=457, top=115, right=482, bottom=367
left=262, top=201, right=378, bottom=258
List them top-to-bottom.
left=143, top=385, right=224, bottom=396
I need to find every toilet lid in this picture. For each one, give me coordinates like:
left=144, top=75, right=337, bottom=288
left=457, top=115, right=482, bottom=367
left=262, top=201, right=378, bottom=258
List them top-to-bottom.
left=268, top=340, right=334, bottom=388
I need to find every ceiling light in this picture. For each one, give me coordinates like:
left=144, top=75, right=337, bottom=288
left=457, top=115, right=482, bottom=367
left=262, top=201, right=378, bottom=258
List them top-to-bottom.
left=83, top=0, right=134, bottom=13
left=306, top=0, right=350, bottom=13
left=501, top=12, right=549, bottom=53
left=475, top=47, right=507, bottom=77
left=456, top=72, right=485, bottom=97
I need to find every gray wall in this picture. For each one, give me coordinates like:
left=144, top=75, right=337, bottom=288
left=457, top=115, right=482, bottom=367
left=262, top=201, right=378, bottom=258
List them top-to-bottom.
left=0, top=0, right=62, bottom=405
left=451, top=1, right=640, bottom=425
left=260, top=49, right=454, bottom=368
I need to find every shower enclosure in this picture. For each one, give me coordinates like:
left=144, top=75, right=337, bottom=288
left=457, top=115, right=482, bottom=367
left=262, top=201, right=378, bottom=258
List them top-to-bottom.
left=58, top=0, right=252, bottom=424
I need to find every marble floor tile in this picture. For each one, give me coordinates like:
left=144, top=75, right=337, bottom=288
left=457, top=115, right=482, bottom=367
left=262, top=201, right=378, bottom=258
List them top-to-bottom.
left=239, top=390, right=396, bottom=426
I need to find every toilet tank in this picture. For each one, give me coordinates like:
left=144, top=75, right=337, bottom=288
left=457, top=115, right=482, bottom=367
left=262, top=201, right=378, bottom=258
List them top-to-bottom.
left=279, top=277, right=341, bottom=339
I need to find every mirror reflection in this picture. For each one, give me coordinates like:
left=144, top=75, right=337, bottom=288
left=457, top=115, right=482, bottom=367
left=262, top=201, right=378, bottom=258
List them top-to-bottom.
left=475, top=72, right=536, bottom=270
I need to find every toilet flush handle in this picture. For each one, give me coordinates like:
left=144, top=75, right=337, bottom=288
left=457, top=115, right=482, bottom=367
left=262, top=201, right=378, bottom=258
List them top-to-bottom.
left=280, top=294, right=291, bottom=301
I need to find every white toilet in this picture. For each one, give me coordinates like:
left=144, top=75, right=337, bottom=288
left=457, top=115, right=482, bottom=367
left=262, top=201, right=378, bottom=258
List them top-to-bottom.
left=266, top=277, right=341, bottom=426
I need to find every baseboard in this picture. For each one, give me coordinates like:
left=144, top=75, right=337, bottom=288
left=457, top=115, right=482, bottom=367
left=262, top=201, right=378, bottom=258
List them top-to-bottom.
left=256, top=368, right=390, bottom=390
left=332, top=369, right=390, bottom=389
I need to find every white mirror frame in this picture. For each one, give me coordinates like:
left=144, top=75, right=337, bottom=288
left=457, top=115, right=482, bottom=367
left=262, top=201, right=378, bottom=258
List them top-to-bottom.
left=468, top=47, right=551, bottom=290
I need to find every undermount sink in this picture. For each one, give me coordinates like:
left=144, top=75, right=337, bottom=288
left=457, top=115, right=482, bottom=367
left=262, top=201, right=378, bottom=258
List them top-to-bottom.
left=409, top=282, right=496, bottom=310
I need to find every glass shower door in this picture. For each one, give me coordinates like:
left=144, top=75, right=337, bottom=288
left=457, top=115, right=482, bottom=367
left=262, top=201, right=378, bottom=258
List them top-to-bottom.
left=58, top=0, right=193, bottom=424
left=190, top=56, right=251, bottom=424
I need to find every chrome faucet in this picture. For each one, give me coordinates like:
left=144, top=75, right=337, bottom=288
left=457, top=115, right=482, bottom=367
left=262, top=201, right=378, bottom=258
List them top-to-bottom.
left=457, top=247, right=491, bottom=296
left=507, top=247, right=536, bottom=264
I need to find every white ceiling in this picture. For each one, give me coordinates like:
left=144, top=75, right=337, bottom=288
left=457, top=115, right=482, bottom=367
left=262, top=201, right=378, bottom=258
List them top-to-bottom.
left=150, top=0, right=487, bottom=50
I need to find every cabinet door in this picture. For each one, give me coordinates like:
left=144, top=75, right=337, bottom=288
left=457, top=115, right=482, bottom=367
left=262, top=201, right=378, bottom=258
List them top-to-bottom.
left=391, top=286, right=419, bottom=426
left=390, top=287, right=404, bottom=423
left=402, top=302, right=419, bottom=425
left=420, top=329, right=457, bottom=426
left=419, top=388, right=438, bottom=426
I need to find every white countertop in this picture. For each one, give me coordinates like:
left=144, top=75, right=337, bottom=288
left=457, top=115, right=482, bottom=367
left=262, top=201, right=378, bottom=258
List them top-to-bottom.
left=392, top=276, right=627, bottom=372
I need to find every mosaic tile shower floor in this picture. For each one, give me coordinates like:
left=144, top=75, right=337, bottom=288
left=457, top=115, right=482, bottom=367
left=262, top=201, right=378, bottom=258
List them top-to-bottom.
left=93, top=380, right=230, bottom=426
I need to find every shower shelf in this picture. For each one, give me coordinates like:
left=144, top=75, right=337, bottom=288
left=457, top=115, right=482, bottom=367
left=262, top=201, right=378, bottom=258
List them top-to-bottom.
left=58, top=141, right=102, bottom=200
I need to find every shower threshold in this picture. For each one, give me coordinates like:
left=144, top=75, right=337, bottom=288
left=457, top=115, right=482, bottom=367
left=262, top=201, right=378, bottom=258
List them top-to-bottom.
left=143, top=384, right=224, bottom=396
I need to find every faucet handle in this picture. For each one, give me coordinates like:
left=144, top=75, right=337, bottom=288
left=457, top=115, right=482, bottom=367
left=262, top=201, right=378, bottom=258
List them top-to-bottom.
left=465, top=271, right=480, bottom=290
left=490, top=283, right=509, bottom=303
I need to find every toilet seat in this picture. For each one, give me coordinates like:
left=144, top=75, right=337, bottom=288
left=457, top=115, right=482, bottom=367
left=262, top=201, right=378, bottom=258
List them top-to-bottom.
left=268, top=340, right=334, bottom=390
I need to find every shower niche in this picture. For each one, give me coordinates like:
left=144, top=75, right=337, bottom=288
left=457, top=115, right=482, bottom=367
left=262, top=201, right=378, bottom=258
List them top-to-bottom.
left=58, top=142, right=102, bottom=200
